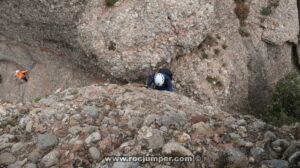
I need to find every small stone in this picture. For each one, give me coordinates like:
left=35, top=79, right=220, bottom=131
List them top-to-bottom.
left=63, top=95, right=75, bottom=101
left=39, top=97, right=57, bottom=106
left=83, top=106, right=99, bottom=117
left=159, top=112, right=187, bottom=128
left=71, top=114, right=83, bottom=121
left=144, top=114, right=160, bottom=126
left=190, top=115, right=209, bottom=124
left=223, top=116, right=236, bottom=125
left=102, top=117, right=116, bottom=125
left=128, top=117, right=144, bottom=130
left=236, top=119, right=246, bottom=126
left=251, top=120, right=266, bottom=131
left=26, top=121, right=33, bottom=132
left=192, top=122, right=213, bottom=137
left=68, top=126, right=82, bottom=135
left=83, top=126, right=97, bottom=134
left=160, top=126, right=168, bottom=132
left=139, top=128, right=164, bottom=150
left=264, top=131, right=277, bottom=141
left=85, top=132, right=101, bottom=145
left=38, top=133, right=58, bottom=150
left=177, top=133, right=191, bottom=143
left=229, top=133, right=241, bottom=140
left=0, top=134, right=15, bottom=143
left=99, top=137, right=112, bottom=151
left=11, top=142, right=26, bottom=153
left=71, top=142, right=84, bottom=153
left=162, top=142, right=193, bottom=156
left=0, top=143, right=13, bottom=151
left=89, top=147, right=100, bottom=160
left=250, top=147, right=265, bottom=158
left=220, top=148, right=249, bottom=168
left=41, top=150, right=60, bottom=167
left=288, top=151, right=300, bottom=165
left=0, top=152, right=16, bottom=165
left=28, top=152, right=41, bottom=163
left=15, top=158, right=27, bottom=166
left=260, top=160, right=289, bottom=168
left=112, top=162, right=139, bottom=168
left=7, top=163, right=22, bottom=168
left=24, top=163, right=37, bottom=168
left=155, top=165, right=174, bottom=168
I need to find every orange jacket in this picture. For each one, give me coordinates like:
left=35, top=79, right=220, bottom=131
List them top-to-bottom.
left=16, top=70, right=28, bottom=78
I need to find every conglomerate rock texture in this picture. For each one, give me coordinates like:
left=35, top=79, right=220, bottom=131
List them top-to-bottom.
left=0, top=0, right=299, bottom=110
left=0, top=85, right=300, bottom=168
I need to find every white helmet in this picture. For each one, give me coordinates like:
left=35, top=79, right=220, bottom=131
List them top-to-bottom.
left=16, top=70, right=20, bottom=73
left=154, top=73, right=165, bottom=87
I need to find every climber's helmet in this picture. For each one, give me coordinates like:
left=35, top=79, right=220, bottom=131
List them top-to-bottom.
left=16, top=70, right=20, bottom=73
left=154, top=73, right=165, bottom=87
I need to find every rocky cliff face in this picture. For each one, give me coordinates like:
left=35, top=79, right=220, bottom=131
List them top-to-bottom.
left=0, top=0, right=299, bottom=112
left=0, top=85, right=300, bottom=168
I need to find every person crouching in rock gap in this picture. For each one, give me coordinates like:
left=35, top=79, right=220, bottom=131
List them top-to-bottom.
left=147, top=69, right=173, bottom=91
left=15, top=70, right=29, bottom=82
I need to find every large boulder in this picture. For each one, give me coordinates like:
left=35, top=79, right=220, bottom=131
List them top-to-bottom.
left=0, top=0, right=299, bottom=113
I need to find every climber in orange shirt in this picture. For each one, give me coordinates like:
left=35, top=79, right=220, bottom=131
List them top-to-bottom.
left=15, top=70, right=29, bottom=82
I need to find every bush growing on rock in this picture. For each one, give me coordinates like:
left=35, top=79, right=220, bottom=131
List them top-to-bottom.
left=105, top=0, right=119, bottom=7
left=234, top=0, right=249, bottom=26
left=260, top=7, right=272, bottom=16
left=239, top=26, right=250, bottom=37
left=264, top=72, right=300, bottom=126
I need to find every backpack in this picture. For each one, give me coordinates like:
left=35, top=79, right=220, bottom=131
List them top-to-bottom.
left=158, top=69, right=173, bottom=80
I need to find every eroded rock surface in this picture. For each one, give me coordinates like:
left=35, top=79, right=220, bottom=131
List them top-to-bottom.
left=0, top=85, right=299, bottom=167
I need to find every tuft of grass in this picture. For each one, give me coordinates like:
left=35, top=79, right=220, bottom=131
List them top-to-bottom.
left=105, top=0, right=119, bottom=7
left=270, top=0, right=280, bottom=8
left=234, top=2, right=250, bottom=25
left=260, top=6, right=272, bottom=16
left=239, top=26, right=250, bottom=37
left=198, top=35, right=218, bottom=50
left=108, top=41, right=116, bottom=51
left=222, top=44, right=228, bottom=50
left=214, top=49, right=220, bottom=55
left=202, top=52, right=209, bottom=59
left=263, top=72, right=300, bottom=126
left=206, top=76, right=223, bottom=88
left=70, top=89, right=79, bottom=95
left=33, top=97, right=41, bottom=103
left=0, top=120, right=17, bottom=128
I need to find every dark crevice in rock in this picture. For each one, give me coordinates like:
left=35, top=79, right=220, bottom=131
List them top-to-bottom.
left=297, top=0, right=300, bottom=43
left=244, top=39, right=270, bottom=114
left=288, top=42, right=300, bottom=72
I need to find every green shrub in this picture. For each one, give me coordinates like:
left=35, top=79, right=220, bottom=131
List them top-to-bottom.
left=105, top=0, right=119, bottom=7
left=270, top=0, right=280, bottom=8
left=234, top=2, right=250, bottom=24
left=260, top=6, right=272, bottom=16
left=239, top=26, right=250, bottom=37
left=198, top=35, right=218, bottom=50
left=108, top=41, right=116, bottom=51
left=222, top=44, right=228, bottom=50
left=214, top=49, right=220, bottom=55
left=202, top=52, right=209, bottom=59
left=264, top=72, right=300, bottom=126
left=206, top=76, right=223, bottom=88
left=71, top=89, right=79, bottom=95
left=33, top=97, right=41, bottom=103
left=0, top=120, right=17, bottom=128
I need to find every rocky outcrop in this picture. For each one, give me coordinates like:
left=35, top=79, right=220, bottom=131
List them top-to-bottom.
left=0, top=0, right=299, bottom=111
left=0, top=41, right=102, bottom=102
left=0, top=85, right=299, bottom=168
